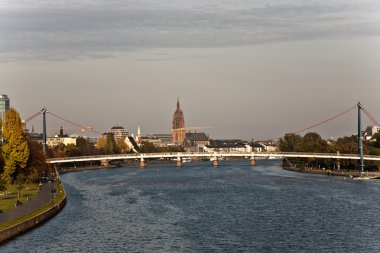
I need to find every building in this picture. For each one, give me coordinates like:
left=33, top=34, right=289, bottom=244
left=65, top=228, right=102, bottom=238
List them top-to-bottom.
left=0, top=94, right=10, bottom=121
left=172, top=98, right=186, bottom=145
left=364, top=125, right=380, bottom=140
left=108, top=126, right=129, bottom=141
left=186, top=132, right=210, bottom=146
left=142, top=134, right=173, bottom=147
left=47, top=136, right=77, bottom=147
left=204, top=139, right=252, bottom=153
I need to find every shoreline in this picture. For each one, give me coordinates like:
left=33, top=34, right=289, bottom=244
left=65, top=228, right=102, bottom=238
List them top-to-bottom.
left=283, top=165, right=380, bottom=178
left=0, top=182, right=66, bottom=244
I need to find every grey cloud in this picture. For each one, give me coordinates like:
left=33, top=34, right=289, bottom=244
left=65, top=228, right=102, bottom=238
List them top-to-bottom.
left=1, top=0, right=380, bottom=61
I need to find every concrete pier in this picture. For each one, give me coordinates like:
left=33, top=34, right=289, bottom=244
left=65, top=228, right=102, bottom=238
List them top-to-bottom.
left=337, top=151, right=341, bottom=170
left=176, top=157, right=183, bottom=167
left=139, top=158, right=146, bottom=168
left=213, top=158, right=219, bottom=166
left=250, top=158, right=256, bottom=166
left=100, top=160, right=110, bottom=167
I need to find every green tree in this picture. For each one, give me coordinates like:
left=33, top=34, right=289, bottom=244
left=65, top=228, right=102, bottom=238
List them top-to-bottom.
left=1, top=108, right=30, bottom=183
left=300, top=132, right=328, bottom=152
left=106, top=133, right=117, bottom=154
left=279, top=133, right=302, bottom=152
left=371, top=133, right=380, bottom=149
left=76, top=137, right=96, bottom=156
left=140, top=141, right=161, bottom=153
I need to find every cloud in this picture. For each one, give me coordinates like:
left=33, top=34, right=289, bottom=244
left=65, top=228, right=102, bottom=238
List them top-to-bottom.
left=1, top=0, right=380, bottom=61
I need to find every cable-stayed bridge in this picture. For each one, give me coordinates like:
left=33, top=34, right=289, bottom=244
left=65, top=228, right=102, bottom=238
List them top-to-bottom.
left=25, top=103, right=380, bottom=170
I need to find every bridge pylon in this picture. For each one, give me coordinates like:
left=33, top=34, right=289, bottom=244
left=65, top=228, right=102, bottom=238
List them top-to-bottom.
left=357, top=102, right=365, bottom=173
left=41, top=108, right=48, bottom=154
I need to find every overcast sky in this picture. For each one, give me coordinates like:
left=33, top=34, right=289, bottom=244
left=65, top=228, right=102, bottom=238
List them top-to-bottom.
left=1, top=0, right=380, bottom=140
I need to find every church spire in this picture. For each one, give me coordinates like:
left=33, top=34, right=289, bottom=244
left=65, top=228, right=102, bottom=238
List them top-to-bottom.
left=177, top=97, right=180, bottom=109
left=137, top=125, right=141, bottom=135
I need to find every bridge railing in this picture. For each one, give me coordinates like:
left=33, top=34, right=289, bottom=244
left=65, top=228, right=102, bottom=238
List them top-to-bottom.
left=46, top=151, right=380, bottom=163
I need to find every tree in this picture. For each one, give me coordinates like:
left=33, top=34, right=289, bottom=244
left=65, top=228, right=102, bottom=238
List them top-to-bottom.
left=1, top=108, right=30, bottom=183
left=0, top=119, right=3, bottom=174
left=300, top=132, right=328, bottom=152
left=106, top=133, right=117, bottom=154
left=279, top=133, right=302, bottom=152
left=371, top=133, right=380, bottom=149
left=97, top=136, right=107, bottom=154
left=76, top=137, right=96, bottom=156
left=116, top=139, right=129, bottom=154
left=25, top=141, right=51, bottom=183
left=140, top=141, right=161, bottom=153
left=0, top=178, right=7, bottom=193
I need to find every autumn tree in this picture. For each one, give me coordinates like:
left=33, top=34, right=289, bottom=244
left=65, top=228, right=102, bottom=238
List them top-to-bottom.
left=1, top=108, right=30, bottom=183
left=0, top=119, right=3, bottom=173
left=116, top=139, right=130, bottom=154
left=25, top=141, right=51, bottom=183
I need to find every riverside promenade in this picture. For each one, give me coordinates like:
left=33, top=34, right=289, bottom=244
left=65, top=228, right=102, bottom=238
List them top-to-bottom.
left=0, top=182, right=56, bottom=224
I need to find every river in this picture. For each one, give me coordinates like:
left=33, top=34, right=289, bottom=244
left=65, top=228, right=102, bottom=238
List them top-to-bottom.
left=3, top=160, right=380, bottom=252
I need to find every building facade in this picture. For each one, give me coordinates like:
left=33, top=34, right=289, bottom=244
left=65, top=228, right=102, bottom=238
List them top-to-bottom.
left=0, top=94, right=10, bottom=121
left=172, top=98, right=186, bottom=145
left=364, top=125, right=380, bottom=140
left=108, top=126, right=129, bottom=141
left=47, top=136, right=77, bottom=147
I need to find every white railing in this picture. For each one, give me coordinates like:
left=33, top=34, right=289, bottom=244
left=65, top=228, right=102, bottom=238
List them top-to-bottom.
left=46, top=151, right=380, bottom=163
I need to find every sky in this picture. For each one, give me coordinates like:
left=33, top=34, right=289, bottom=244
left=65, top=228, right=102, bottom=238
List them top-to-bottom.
left=1, top=0, right=380, bottom=140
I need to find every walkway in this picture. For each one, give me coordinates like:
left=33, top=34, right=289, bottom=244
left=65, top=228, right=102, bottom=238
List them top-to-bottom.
left=0, top=182, right=56, bottom=224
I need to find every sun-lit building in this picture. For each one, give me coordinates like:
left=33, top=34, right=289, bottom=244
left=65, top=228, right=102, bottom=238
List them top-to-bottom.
left=172, top=98, right=186, bottom=145
left=108, top=126, right=129, bottom=141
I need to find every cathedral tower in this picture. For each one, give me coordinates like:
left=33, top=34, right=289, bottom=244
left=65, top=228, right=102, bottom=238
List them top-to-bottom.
left=172, top=98, right=186, bottom=144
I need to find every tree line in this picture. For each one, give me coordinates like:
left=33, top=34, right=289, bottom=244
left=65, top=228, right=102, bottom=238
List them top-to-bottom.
left=0, top=108, right=50, bottom=189
left=279, top=132, right=380, bottom=170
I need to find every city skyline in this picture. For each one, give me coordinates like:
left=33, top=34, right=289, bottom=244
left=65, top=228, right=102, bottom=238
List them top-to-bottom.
left=1, top=0, right=380, bottom=140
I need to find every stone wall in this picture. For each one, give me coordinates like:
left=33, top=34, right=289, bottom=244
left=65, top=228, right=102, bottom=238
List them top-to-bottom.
left=0, top=193, right=66, bottom=244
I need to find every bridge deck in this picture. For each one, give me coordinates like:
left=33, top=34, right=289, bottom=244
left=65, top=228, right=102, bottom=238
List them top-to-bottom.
left=47, top=152, right=380, bottom=164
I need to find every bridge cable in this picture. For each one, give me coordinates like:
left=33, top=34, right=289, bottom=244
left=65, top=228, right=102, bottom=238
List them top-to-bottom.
left=291, top=105, right=357, bottom=135
left=361, top=107, right=379, bottom=126
left=25, top=111, right=42, bottom=122
left=47, top=111, right=103, bottom=135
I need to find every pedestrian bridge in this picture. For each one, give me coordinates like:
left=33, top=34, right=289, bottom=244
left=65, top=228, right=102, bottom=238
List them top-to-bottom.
left=47, top=151, right=380, bottom=165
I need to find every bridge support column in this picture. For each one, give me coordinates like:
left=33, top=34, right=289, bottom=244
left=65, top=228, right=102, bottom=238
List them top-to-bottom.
left=336, top=151, right=341, bottom=171
left=176, top=157, right=183, bottom=167
left=213, top=157, right=219, bottom=166
left=140, top=158, right=146, bottom=168
left=250, top=158, right=256, bottom=166
left=100, top=160, right=110, bottom=167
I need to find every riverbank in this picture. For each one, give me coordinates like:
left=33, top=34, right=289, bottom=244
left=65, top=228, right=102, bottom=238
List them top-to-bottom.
left=283, top=165, right=380, bottom=178
left=0, top=180, right=66, bottom=244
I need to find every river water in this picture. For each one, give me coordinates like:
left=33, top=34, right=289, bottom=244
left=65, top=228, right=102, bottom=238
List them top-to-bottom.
left=3, top=160, right=380, bottom=252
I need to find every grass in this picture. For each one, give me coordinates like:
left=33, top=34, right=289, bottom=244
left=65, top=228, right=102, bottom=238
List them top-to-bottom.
left=0, top=183, right=66, bottom=231
left=0, top=184, right=39, bottom=213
